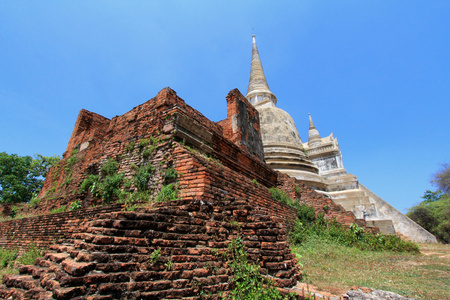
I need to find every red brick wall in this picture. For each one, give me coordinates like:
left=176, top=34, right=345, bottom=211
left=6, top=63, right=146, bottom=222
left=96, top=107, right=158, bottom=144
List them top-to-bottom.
left=0, top=204, right=124, bottom=252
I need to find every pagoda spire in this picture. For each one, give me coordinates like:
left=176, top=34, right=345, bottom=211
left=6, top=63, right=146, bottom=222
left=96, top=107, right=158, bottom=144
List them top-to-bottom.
left=246, top=35, right=277, bottom=107
left=308, top=113, right=322, bottom=146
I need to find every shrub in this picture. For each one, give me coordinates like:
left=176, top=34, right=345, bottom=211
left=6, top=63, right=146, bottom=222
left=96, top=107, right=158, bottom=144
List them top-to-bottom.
left=138, top=139, right=149, bottom=149
left=125, top=141, right=135, bottom=153
left=100, top=159, right=119, bottom=177
left=133, top=164, right=155, bottom=192
left=163, top=168, right=178, bottom=184
left=101, top=173, right=124, bottom=202
left=79, top=174, right=100, bottom=193
left=157, top=184, right=179, bottom=202
left=269, top=187, right=294, bottom=206
left=28, top=194, right=41, bottom=207
left=69, top=200, right=82, bottom=211
left=50, top=205, right=66, bottom=214
left=9, top=206, right=19, bottom=218
left=289, top=215, right=420, bottom=253
left=226, top=237, right=293, bottom=300
left=18, top=244, right=42, bottom=265
left=0, top=248, right=18, bottom=268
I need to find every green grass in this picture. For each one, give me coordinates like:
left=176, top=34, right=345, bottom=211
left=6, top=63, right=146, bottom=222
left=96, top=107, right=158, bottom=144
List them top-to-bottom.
left=291, top=237, right=450, bottom=299
left=0, top=244, right=43, bottom=278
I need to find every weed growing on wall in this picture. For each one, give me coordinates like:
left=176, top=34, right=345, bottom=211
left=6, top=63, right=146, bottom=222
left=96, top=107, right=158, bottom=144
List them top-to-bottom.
left=125, top=141, right=135, bottom=153
left=64, top=149, right=79, bottom=172
left=79, top=159, right=124, bottom=202
left=134, top=164, right=155, bottom=192
left=163, top=168, right=178, bottom=184
left=157, top=183, right=179, bottom=202
left=28, top=194, right=41, bottom=207
left=69, top=200, right=82, bottom=211
left=50, top=205, right=66, bottom=214
left=9, top=206, right=19, bottom=218
left=226, top=237, right=294, bottom=300
left=17, top=244, right=42, bottom=265
left=0, top=248, right=18, bottom=268
left=149, top=248, right=161, bottom=264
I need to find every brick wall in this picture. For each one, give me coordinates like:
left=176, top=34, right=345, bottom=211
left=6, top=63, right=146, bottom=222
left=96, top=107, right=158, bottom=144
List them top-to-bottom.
left=0, top=204, right=124, bottom=252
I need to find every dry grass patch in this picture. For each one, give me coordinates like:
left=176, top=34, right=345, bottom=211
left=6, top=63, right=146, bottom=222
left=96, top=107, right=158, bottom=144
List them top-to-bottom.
left=292, top=237, right=450, bottom=299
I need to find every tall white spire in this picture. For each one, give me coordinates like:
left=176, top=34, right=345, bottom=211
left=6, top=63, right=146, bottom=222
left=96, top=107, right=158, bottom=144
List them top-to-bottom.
left=246, top=35, right=277, bottom=107
left=308, top=113, right=322, bottom=146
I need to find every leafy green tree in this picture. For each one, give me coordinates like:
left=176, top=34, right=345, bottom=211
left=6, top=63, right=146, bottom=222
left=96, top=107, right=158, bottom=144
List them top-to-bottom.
left=0, top=152, right=61, bottom=203
left=407, top=163, right=450, bottom=243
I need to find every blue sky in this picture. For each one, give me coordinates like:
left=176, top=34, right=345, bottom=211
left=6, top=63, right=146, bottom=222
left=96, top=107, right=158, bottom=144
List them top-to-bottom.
left=1, top=1, right=449, bottom=213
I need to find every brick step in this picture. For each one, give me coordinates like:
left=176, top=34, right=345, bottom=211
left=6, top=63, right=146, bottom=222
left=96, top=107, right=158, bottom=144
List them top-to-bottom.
left=49, top=244, right=75, bottom=253
left=18, top=264, right=46, bottom=279
left=3, top=274, right=40, bottom=290
left=0, top=286, right=25, bottom=300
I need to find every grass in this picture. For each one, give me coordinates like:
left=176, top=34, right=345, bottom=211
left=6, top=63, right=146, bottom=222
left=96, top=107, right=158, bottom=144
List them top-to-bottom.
left=291, top=237, right=450, bottom=299
left=0, top=244, right=43, bottom=278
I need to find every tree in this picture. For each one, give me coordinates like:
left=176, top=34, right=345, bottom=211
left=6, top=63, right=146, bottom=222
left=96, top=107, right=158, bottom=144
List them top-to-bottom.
left=0, top=152, right=61, bottom=204
left=407, top=163, right=450, bottom=243
left=432, top=163, right=450, bottom=193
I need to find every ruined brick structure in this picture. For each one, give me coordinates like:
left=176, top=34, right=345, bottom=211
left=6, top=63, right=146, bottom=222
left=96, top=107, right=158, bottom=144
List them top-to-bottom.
left=0, top=87, right=375, bottom=299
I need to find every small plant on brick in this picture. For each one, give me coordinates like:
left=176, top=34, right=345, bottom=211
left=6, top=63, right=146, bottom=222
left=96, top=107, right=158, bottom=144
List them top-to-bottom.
left=149, top=136, right=162, bottom=145
left=138, top=138, right=150, bottom=150
left=125, top=141, right=135, bottom=153
left=142, top=148, right=152, bottom=159
left=64, top=151, right=79, bottom=172
left=100, top=158, right=119, bottom=177
left=133, top=164, right=155, bottom=192
left=163, top=168, right=178, bottom=184
left=62, top=173, right=72, bottom=187
left=251, top=179, right=259, bottom=187
left=48, top=181, right=58, bottom=194
left=157, top=183, right=179, bottom=202
left=294, top=185, right=301, bottom=194
left=269, top=187, right=294, bottom=206
left=28, top=194, right=41, bottom=207
left=69, top=200, right=82, bottom=211
left=50, top=205, right=66, bottom=214
left=9, top=206, right=19, bottom=218
left=230, top=221, right=241, bottom=229
left=226, top=237, right=293, bottom=300
left=149, top=248, right=161, bottom=264
left=211, top=248, right=219, bottom=256
left=164, top=259, right=173, bottom=271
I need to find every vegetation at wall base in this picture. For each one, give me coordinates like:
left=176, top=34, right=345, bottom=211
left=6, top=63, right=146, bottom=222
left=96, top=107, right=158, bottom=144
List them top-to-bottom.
left=269, top=187, right=420, bottom=253
left=225, top=237, right=294, bottom=300
left=0, top=244, right=44, bottom=278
